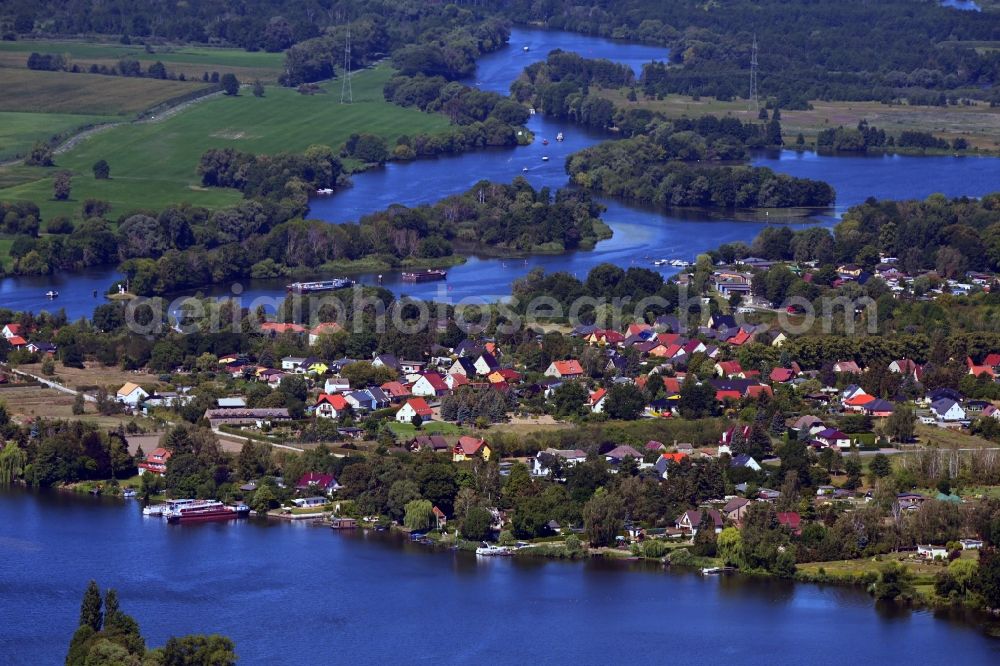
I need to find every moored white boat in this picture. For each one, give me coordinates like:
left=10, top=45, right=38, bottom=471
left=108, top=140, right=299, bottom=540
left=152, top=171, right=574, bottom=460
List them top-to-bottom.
left=476, top=543, right=513, bottom=556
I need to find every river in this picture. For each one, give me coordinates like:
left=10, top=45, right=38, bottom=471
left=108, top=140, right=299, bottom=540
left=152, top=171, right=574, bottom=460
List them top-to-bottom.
left=2, top=27, right=999, bottom=317
left=1, top=489, right=998, bottom=665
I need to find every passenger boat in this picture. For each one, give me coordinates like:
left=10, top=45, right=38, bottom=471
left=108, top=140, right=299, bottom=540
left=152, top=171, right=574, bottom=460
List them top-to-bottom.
left=556, top=132, right=564, bottom=141
left=401, top=269, right=447, bottom=282
left=286, top=278, right=355, bottom=293
left=45, top=290, right=59, bottom=299
left=165, top=500, right=250, bottom=524
left=475, top=543, right=513, bottom=556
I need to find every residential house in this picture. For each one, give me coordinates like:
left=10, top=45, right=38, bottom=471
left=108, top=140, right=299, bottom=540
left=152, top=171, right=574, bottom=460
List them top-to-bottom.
left=308, top=322, right=343, bottom=346
left=2, top=323, right=23, bottom=340
left=26, top=342, right=57, bottom=355
left=474, top=352, right=499, bottom=376
left=281, top=356, right=306, bottom=371
left=449, top=357, right=477, bottom=377
left=544, top=359, right=585, bottom=379
left=715, top=360, right=744, bottom=378
left=833, top=360, right=862, bottom=374
left=769, top=367, right=795, bottom=383
left=411, top=372, right=449, bottom=397
left=324, top=377, right=351, bottom=394
left=380, top=381, right=412, bottom=402
left=116, top=382, right=148, bottom=407
left=588, top=388, right=608, bottom=414
left=315, top=393, right=350, bottom=419
left=396, top=398, right=434, bottom=423
left=931, top=398, right=966, bottom=422
left=862, top=399, right=895, bottom=417
left=815, top=428, right=851, bottom=449
left=410, top=435, right=451, bottom=454
left=452, top=436, right=491, bottom=462
left=604, top=444, right=642, bottom=465
left=138, top=447, right=172, bottom=476
left=532, top=448, right=587, bottom=477
left=654, top=452, right=688, bottom=478
left=730, top=454, right=762, bottom=472
left=295, top=472, right=341, bottom=495
left=722, top=497, right=751, bottom=524
left=675, top=509, right=724, bottom=536
left=777, top=512, right=802, bottom=535
left=917, top=544, right=949, bottom=560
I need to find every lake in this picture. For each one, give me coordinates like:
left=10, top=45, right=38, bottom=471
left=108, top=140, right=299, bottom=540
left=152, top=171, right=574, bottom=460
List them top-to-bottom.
left=2, top=26, right=999, bottom=315
left=2, top=488, right=998, bottom=665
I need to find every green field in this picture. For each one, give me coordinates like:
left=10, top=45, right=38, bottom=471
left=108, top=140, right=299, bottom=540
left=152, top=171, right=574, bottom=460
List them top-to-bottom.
left=0, top=40, right=284, bottom=82
left=0, top=64, right=452, bottom=220
left=0, top=67, right=208, bottom=115
left=0, top=111, right=116, bottom=161
left=389, top=421, right=463, bottom=437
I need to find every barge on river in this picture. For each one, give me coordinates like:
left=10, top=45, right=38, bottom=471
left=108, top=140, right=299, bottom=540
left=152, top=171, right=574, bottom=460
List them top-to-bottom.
left=401, top=269, right=447, bottom=282
left=286, top=278, right=355, bottom=294
left=165, top=500, right=250, bottom=524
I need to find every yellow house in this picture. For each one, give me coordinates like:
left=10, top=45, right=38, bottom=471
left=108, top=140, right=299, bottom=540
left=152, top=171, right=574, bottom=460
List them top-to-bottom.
left=452, top=436, right=491, bottom=462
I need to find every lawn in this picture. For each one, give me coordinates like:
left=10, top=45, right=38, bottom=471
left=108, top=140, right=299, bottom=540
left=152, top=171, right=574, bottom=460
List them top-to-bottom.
left=0, top=40, right=284, bottom=82
left=0, top=64, right=452, bottom=220
left=0, top=67, right=209, bottom=115
left=596, top=89, right=1000, bottom=151
left=0, top=110, right=116, bottom=161
left=389, top=421, right=463, bottom=437
left=914, top=423, right=997, bottom=449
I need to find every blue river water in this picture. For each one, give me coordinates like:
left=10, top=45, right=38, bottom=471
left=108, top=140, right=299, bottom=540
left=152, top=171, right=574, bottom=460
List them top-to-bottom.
left=1, top=26, right=999, bottom=315
left=2, top=489, right=998, bottom=665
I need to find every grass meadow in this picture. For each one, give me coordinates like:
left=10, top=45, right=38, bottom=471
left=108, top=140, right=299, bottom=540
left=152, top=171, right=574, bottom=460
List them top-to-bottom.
left=0, top=64, right=452, bottom=220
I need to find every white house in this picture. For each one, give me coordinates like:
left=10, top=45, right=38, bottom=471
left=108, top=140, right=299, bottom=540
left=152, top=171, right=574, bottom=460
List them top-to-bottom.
left=281, top=356, right=305, bottom=371
left=410, top=373, right=448, bottom=397
left=324, top=377, right=350, bottom=394
left=116, top=382, right=148, bottom=407
left=396, top=398, right=434, bottom=423
left=931, top=398, right=966, bottom=422
left=532, top=448, right=587, bottom=477
left=917, top=544, right=949, bottom=560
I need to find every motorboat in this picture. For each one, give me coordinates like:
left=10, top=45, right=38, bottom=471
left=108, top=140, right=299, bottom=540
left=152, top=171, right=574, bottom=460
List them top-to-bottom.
left=45, top=290, right=58, bottom=299
left=475, top=543, right=513, bottom=556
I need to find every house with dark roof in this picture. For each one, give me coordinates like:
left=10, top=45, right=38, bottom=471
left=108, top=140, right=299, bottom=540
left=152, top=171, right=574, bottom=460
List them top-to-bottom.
left=675, top=509, right=724, bottom=536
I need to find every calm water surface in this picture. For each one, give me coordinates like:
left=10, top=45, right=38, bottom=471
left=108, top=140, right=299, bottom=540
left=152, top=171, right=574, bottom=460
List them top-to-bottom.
left=2, top=489, right=997, bottom=665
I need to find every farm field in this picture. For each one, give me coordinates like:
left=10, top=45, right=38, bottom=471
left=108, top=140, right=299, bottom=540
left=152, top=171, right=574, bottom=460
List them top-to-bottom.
left=0, top=39, right=284, bottom=82
left=0, top=64, right=453, bottom=221
left=0, top=67, right=208, bottom=115
left=595, top=90, right=1000, bottom=151
left=0, top=110, right=116, bottom=161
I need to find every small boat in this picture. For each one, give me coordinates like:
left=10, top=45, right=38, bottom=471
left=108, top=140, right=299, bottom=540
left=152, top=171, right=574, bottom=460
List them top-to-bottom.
left=523, top=46, right=529, bottom=52
left=556, top=132, right=564, bottom=141
left=542, top=138, right=549, bottom=145
left=541, top=156, right=549, bottom=161
left=521, top=167, right=528, bottom=172
left=315, top=188, right=334, bottom=195
left=45, top=290, right=58, bottom=299
left=122, top=488, right=137, bottom=499
left=142, top=504, right=163, bottom=516
left=476, top=542, right=513, bottom=556
left=701, top=566, right=735, bottom=575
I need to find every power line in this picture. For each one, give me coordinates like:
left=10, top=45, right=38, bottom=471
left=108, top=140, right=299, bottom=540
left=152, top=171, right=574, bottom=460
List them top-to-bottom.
left=340, top=23, right=353, bottom=104
left=749, top=33, right=759, bottom=115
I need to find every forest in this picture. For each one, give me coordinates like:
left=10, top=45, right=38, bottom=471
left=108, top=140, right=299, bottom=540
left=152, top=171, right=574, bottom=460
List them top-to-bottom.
left=488, top=0, right=1000, bottom=104
left=567, top=134, right=835, bottom=209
